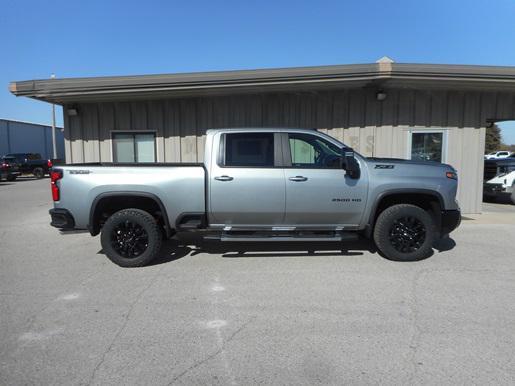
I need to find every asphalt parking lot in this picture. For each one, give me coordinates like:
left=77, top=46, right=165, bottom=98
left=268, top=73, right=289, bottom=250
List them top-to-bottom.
left=1, top=179, right=515, bottom=385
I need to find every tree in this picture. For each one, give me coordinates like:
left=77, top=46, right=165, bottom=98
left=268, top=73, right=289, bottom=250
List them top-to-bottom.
left=485, top=124, right=502, bottom=154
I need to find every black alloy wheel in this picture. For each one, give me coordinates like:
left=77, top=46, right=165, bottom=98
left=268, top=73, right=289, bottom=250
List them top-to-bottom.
left=373, top=204, right=435, bottom=261
left=101, top=208, right=162, bottom=267
left=388, top=216, right=426, bottom=253
left=111, top=219, right=149, bottom=258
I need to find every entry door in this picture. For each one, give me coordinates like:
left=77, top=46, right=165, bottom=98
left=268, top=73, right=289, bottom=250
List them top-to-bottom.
left=209, top=132, right=286, bottom=227
left=283, top=132, right=368, bottom=226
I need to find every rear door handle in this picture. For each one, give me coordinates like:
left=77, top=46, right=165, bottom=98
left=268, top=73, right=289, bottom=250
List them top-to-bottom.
left=214, top=175, right=234, bottom=181
left=288, top=176, right=308, bottom=182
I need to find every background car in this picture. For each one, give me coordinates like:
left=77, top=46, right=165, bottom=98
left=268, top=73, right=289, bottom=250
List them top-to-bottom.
left=484, top=151, right=514, bottom=160
left=0, top=156, right=22, bottom=181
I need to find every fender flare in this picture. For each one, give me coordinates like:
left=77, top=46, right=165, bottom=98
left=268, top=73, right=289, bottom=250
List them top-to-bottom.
left=365, top=188, right=445, bottom=237
left=88, top=191, right=172, bottom=237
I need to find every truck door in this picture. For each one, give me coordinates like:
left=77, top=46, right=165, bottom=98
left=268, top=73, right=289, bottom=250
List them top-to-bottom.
left=209, top=132, right=286, bottom=227
left=282, top=132, right=368, bottom=227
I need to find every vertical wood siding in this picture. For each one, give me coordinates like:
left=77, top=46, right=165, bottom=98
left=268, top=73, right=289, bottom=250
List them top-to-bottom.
left=63, top=88, right=515, bottom=214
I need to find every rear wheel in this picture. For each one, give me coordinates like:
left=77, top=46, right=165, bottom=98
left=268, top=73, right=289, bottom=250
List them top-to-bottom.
left=33, top=167, right=45, bottom=179
left=6, top=174, right=16, bottom=181
left=373, top=204, right=435, bottom=261
left=101, top=208, right=162, bottom=267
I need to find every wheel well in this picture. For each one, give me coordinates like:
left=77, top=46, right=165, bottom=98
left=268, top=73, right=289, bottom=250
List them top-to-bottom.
left=371, top=193, right=442, bottom=230
left=89, top=194, right=171, bottom=237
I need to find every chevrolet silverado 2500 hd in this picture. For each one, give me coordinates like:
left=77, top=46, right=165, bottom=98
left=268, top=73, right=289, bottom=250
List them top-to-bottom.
left=49, top=128, right=461, bottom=267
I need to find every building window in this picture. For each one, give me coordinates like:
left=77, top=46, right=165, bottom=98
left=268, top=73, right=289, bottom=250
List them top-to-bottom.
left=409, top=130, right=447, bottom=163
left=112, top=132, right=156, bottom=163
left=223, top=133, right=274, bottom=167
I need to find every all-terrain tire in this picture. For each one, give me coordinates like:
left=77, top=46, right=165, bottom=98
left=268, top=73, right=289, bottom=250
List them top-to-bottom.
left=33, top=167, right=45, bottom=179
left=373, top=204, right=435, bottom=261
left=101, top=208, right=162, bottom=267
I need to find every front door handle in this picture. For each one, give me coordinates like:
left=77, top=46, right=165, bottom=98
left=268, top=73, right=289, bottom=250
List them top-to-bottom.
left=214, top=175, right=234, bottom=181
left=289, top=176, right=308, bottom=182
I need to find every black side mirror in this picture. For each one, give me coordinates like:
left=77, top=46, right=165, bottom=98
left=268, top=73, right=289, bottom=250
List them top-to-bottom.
left=342, top=148, right=360, bottom=179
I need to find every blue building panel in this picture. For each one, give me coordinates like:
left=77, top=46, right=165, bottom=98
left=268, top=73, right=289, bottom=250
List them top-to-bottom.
left=0, top=119, right=65, bottom=159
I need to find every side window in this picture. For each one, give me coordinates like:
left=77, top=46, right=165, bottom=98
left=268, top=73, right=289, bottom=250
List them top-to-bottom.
left=224, top=133, right=274, bottom=167
left=288, top=133, right=342, bottom=168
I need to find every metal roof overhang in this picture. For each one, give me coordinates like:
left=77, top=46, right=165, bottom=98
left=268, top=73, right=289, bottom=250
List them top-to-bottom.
left=9, top=62, right=515, bottom=105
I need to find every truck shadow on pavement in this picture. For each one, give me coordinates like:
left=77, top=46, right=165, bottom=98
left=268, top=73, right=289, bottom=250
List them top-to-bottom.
left=146, top=234, right=456, bottom=265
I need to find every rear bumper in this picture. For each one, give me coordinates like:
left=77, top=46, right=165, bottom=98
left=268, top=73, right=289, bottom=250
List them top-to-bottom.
left=1, top=171, right=20, bottom=177
left=49, top=208, right=75, bottom=229
left=441, top=209, right=461, bottom=235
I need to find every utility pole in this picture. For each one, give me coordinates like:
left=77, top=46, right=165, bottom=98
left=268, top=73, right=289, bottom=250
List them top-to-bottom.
left=51, top=74, right=57, bottom=159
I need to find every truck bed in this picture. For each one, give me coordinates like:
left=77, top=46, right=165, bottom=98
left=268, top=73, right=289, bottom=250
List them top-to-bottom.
left=53, top=163, right=206, bottom=230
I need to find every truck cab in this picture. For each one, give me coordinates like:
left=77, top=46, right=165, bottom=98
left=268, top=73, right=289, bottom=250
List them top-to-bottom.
left=206, top=129, right=368, bottom=229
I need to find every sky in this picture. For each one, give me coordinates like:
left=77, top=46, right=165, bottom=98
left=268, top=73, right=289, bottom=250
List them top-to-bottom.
left=1, top=0, right=515, bottom=144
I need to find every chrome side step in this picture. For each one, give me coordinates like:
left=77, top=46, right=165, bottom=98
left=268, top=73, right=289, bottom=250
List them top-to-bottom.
left=204, top=231, right=358, bottom=242
left=220, top=235, right=343, bottom=242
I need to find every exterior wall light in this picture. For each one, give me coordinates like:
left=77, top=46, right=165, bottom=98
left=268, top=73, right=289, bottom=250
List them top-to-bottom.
left=376, top=90, right=387, bottom=101
left=67, top=108, right=79, bottom=116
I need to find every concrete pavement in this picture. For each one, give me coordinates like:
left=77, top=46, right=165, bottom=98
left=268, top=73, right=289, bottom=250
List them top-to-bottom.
left=1, top=178, right=514, bottom=385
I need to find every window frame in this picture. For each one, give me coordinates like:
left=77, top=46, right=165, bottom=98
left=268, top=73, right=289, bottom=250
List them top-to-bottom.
left=406, top=128, right=448, bottom=163
left=111, top=130, right=157, bottom=163
left=217, top=132, right=283, bottom=169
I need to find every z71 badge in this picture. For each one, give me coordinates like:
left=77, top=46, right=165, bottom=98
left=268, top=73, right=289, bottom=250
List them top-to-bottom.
left=374, top=164, right=394, bottom=169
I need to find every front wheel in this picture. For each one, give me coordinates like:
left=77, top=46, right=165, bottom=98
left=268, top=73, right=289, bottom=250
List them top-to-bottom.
left=373, top=204, right=435, bottom=261
left=101, top=208, right=162, bottom=267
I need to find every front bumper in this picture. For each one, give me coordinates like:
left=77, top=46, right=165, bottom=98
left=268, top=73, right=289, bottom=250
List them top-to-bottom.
left=483, top=183, right=504, bottom=195
left=49, top=208, right=75, bottom=229
left=441, top=209, right=461, bottom=235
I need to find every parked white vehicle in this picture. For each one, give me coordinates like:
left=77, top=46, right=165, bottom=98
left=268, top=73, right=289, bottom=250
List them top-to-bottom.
left=484, top=151, right=513, bottom=160
left=483, top=168, right=515, bottom=204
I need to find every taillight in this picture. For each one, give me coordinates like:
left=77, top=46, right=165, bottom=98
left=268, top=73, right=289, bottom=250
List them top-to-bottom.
left=47, top=159, right=53, bottom=168
left=1, top=163, right=7, bottom=169
left=50, top=169, right=63, bottom=201
left=446, top=171, right=457, bottom=180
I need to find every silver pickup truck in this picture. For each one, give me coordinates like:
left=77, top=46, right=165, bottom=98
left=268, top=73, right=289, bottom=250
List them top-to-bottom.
left=49, top=128, right=461, bottom=267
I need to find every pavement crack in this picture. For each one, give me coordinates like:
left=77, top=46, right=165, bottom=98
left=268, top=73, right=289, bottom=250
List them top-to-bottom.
left=86, top=267, right=163, bottom=385
left=406, top=268, right=429, bottom=384
left=168, top=316, right=256, bottom=385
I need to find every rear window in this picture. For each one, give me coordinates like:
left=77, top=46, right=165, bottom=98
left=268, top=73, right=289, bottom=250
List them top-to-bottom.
left=223, top=133, right=274, bottom=167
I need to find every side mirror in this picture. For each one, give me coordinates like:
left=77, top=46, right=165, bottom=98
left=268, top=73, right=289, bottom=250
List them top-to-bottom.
left=342, top=148, right=360, bottom=179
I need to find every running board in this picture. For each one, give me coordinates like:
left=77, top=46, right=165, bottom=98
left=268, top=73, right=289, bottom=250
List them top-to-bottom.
left=204, top=232, right=358, bottom=242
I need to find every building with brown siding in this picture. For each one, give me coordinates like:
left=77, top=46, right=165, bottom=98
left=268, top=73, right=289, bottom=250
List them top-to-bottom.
left=10, top=58, right=515, bottom=214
